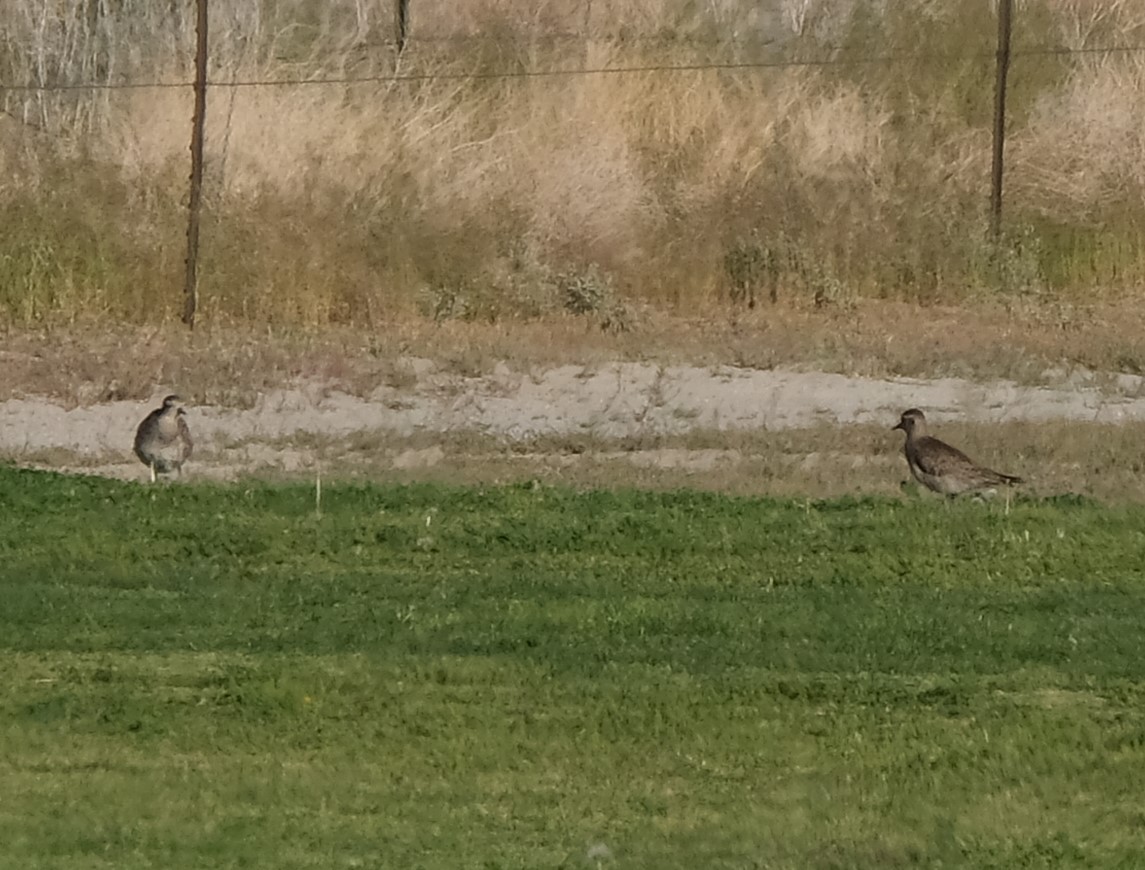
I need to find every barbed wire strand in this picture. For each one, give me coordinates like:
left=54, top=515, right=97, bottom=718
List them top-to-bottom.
left=1, top=43, right=1142, bottom=93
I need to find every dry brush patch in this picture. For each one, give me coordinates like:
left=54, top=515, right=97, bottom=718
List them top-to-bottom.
left=1, top=0, right=1145, bottom=328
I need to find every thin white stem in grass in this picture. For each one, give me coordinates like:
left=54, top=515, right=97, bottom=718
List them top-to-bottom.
left=315, top=462, right=322, bottom=517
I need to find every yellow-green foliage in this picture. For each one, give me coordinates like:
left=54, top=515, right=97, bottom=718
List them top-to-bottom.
left=1, top=0, right=1144, bottom=327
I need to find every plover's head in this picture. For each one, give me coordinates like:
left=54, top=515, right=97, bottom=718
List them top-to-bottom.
left=161, top=394, right=186, bottom=414
left=892, top=408, right=927, bottom=435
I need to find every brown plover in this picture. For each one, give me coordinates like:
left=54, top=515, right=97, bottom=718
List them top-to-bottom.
left=134, top=395, right=193, bottom=482
left=892, top=408, right=1022, bottom=497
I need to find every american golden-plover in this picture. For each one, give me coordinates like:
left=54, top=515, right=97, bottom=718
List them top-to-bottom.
left=134, top=394, right=193, bottom=483
left=892, top=408, right=1022, bottom=497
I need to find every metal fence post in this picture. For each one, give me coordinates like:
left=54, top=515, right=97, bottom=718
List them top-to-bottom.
left=182, top=0, right=209, bottom=328
left=395, top=0, right=410, bottom=54
left=990, top=0, right=1013, bottom=243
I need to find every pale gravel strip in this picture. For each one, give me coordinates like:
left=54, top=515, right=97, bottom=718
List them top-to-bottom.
left=1, top=362, right=1143, bottom=460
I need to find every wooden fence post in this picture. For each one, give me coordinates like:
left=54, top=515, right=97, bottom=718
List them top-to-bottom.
left=182, top=0, right=209, bottom=329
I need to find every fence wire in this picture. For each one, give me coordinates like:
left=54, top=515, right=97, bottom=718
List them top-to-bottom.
left=1, top=42, right=1143, bottom=92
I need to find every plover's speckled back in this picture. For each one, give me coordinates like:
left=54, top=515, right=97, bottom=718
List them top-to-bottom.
left=134, top=395, right=194, bottom=482
left=892, top=408, right=1022, bottom=497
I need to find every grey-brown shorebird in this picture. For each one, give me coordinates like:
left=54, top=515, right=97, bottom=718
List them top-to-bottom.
left=134, top=394, right=193, bottom=482
left=892, top=408, right=1022, bottom=497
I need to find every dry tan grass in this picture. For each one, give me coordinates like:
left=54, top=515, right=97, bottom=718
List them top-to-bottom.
left=1, top=0, right=1144, bottom=329
left=1013, top=55, right=1145, bottom=210
left=4, top=297, right=1145, bottom=407
left=20, top=417, right=1145, bottom=503
left=362, top=420, right=1145, bottom=504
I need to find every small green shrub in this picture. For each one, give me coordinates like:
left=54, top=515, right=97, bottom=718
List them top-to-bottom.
left=723, top=233, right=781, bottom=308
left=557, top=265, right=633, bottom=332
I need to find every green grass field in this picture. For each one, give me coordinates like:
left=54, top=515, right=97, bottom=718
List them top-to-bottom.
left=4, top=466, right=1145, bottom=868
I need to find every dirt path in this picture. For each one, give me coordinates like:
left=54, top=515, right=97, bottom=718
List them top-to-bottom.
left=2, top=360, right=1142, bottom=485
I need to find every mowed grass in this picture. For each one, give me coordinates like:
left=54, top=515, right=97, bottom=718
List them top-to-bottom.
left=4, top=468, right=1145, bottom=868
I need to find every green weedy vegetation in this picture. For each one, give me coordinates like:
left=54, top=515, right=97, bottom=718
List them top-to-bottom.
left=4, top=466, right=1145, bottom=868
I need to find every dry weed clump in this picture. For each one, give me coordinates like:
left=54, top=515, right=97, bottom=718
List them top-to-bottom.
left=0, top=0, right=1144, bottom=330
left=1012, top=55, right=1145, bottom=211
